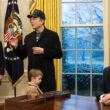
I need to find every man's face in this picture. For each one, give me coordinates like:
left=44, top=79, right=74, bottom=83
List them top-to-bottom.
left=30, top=17, right=44, bottom=29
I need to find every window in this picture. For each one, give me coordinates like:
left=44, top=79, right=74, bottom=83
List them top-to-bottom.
left=61, top=0, right=103, bottom=96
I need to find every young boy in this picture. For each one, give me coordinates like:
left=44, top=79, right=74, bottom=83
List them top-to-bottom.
left=25, top=69, right=43, bottom=99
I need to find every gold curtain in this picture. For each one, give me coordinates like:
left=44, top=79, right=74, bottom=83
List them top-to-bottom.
left=33, top=0, right=61, bottom=91
left=34, top=0, right=44, bottom=11
left=44, top=0, right=61, bottom=91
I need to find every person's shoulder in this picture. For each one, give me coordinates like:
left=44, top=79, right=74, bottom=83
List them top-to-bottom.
left=45, top=28, right=57, bottom=35
left=25, top=31, right=36, bottom=39
left=103, top=66, right=110, bottom=75
left=104, top=66, right=110, bottom=71
left=25, top=82, right=36, bottom=91
left=26, top=85, right=36, bottom=90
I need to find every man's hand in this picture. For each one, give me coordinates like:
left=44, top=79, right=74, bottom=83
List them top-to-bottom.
left=9, top=37, right=18, bottom=48
left=32, top=47, right=44, bottom=54
left=102, top=93, right=110, bottom=105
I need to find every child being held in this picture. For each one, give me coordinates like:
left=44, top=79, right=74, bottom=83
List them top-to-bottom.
left=25, top=69, right=43, bottom=99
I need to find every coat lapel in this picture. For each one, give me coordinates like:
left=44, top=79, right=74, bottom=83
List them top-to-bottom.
left=37, top=28, right=47, bottom=43
left=31, top=31, right=37, bottom=45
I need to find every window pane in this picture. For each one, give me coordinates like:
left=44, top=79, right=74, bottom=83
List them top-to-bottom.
left=61, top=0, right=103, bottom=97
left=62, top=0, right=76, bottom=2
left=77, top=0, right=90, bottom=2
left=93, top=0, right=102, bottom=2
left=62, top=3, right=76, bottom=24
left=77, top=3, right=91, bottom=24
left=92, top=3, right=103, bottom=23
left=77, top=27, right=90, bottom=49
left=92, top=27, right=103, bottom=49
left=62, top=28, right=75, bottom=49
left=92, top=50, right=104, bottom=73
left=62, top=51, right=75, bottom=73
left=77, top=51, right=90, bottom=73
left=62, top=74, right=75, bottom=94
left=77, top=74, right=90, bottom=96
left=92, top=75, right=102, bottom=96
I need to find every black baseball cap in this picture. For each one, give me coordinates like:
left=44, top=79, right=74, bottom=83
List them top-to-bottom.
left=27, top=9, right=46, bottom=20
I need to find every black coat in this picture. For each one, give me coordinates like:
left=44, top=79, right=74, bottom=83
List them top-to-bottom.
left=15, top=28, right=63, bottom=92
left=0, top=41, right=5, bottom=75
left=95, top=66, right=110, bottom=101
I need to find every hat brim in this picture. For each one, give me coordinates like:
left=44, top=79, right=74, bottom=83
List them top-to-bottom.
left=27, top=15, right=37, bottom=18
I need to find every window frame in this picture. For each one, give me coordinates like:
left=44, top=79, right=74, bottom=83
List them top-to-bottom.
left=60, top=0, right=109, bottom=96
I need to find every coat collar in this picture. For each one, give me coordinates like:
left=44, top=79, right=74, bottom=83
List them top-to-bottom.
left=33, top=27, right=48, bottom=42
left=28, top=81, right=37, bottom=87
left=28, top=82, right=43, bottom=94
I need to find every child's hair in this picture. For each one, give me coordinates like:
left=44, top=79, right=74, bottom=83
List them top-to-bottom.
left=29, top=69, right=43, bottom=78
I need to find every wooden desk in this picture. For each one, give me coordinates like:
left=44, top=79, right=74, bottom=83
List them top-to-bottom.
left=5, top=94, right=110, bottom=110
left=54, top=95, right=100, bottom=110
left=55, top=95, right=110, bottom=110
left=0, top=103, right=4, bottom=110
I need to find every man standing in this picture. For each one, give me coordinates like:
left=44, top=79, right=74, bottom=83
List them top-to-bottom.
left=9, top=9, right=63, bottom=92
left=0, top=41, right=5, bottom=83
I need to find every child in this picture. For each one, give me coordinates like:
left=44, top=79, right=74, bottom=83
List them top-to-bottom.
left=25, top=69, right=43, bottom=99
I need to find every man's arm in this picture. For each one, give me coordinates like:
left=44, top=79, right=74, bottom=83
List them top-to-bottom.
left=44, top=33, right=63, bottom=58
left=9, top=37, right=27, bottom=60
left=14, top=40, right=27, bottom=60
left=95, top=67, right=110, bottom=101
left=95, top=68, right=107, bottom=101
left=95, top=78, right=105, bottom=101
